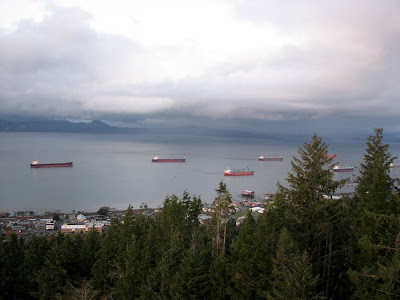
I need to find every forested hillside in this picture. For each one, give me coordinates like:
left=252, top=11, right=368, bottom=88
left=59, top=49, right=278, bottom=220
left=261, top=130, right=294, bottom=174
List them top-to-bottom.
left=1, top=128, right=399, bottom=299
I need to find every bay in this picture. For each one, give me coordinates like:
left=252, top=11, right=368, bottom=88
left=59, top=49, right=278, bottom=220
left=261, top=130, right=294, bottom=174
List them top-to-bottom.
left=1, top=132, right=400, bottom=213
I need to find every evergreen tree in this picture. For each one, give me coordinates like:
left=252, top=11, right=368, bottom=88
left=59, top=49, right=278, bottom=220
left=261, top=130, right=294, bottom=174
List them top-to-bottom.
left=349, top=128, right=400, bottom=298
left=356, top=128, right=396, bottom=209
left=280, top=133, right=346, bottom=296
left=212, top=181, right=233, bottom=258
left=139, top=192, right=205, bottom=299
left=115, top=205, right=150, bottom=299
left=231, top=211, right=260, bottom=299
left=91, top=218, right=121, bottom=296
left=80, top=229, right=100, bottom=278
left=266, top=229, right=322, bottom=300
left=0, top=233, right=27, bottom=299
left=61, top=234, right=83, bottom=279
left=23, top=236, right=50, bottom=297
left=35, top=244, right=68, bottom=300
left=169, top=244, right=212, bottom=300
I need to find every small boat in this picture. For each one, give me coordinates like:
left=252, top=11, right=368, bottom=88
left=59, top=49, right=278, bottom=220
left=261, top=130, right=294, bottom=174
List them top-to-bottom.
left=325, top=154, right=337, bottom=158
left=152, top=155, right=186, bottom=163
left=258, top=155, right=283, bottom=161
left=30, top=160, right=73, bottom=168
left=390, top=163, right=400, bottom=168
left=333, top=165, right=354, bottom=172
left=224, top=167, right=254, bottom=176
left=241, top=190, right=255, bottom=196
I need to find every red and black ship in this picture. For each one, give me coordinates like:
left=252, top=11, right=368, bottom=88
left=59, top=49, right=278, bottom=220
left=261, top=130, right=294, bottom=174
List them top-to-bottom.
left=152, top=156, right=186, bottom=163
left=30, top=160, right=73, bottom=168
left=224, top=167, right=254, bottom=176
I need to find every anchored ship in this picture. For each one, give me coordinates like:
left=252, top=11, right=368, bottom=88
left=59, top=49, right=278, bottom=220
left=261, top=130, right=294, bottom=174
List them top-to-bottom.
left=325, top=154, right=337, bottom=158
left=152, top=155, right=186, bottom=163
left=258, top=155, right=283, bottom=161
left=30, top=160, right=73, bottom=168
left=390, top=163, right=400, bottom=168
left=333, top=165, right=354, bottom=172
left=224, top=167, right=254, bottom=176
left=241, top=190, right=255, bottom=196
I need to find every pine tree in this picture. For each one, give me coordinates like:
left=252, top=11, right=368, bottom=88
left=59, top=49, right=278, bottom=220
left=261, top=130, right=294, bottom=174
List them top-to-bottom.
left=349, top=128, right=400, bottom=298
left=356, top=128, right=396, bottom=209
left=280, top=133, right=346, bottom=297
left=212, top=181, right=233, bottom=258
left=136, top=192, right=205, bottom=299
left=115, top=206, right=154, bottom=299
left=231, top=211, right=260, bottom=299
left=91, top=217, right=121, bottom=296
left=80, top=229, right=100, bottom=278
left=266, top=229, right=322, bottom=300
left=0, top=233, right=27, bottom=299
left=23, top=236, right=50, bottom=297
left=35, top=245, right=68, bottom=300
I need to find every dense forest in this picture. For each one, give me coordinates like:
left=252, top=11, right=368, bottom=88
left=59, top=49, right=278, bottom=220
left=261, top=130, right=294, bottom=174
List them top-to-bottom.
left=1, top=128, right=399, bottom=299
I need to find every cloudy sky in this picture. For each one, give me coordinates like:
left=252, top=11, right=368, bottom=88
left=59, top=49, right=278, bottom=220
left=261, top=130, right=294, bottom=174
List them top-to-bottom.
left=0, top=0, right=399, bottom=134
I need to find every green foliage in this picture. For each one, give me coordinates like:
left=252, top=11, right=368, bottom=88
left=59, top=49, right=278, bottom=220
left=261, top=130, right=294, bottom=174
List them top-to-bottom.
left=349, top=128, right=400, bottom=298
left=356, top=128, right=396, bottom=206
left=277, top=133, right=350, bottom=297
left=286, top=133, right=342, bottom=206
left=212, top=181, right=233, bottom=257
left=96, top=206, right=110, bottom=216
left=230, top=212, right=260, bottom=299
left=52, top=213, right=60, bottom=221
left=91, top=218, right=120, bottom=294
left=267, top=229, right=323, bottom=300
left=0, top=234, right=26, bottom=299
left=23, top=236, right=49, bottom=295
left=35, top=245, right=68, bottom=300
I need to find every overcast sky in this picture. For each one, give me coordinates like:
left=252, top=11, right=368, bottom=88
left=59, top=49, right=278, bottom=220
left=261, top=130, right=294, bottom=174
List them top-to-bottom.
left=0, top=0, right=399, bottom=133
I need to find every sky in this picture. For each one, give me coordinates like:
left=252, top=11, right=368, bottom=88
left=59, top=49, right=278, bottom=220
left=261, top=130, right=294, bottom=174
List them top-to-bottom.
left=0, top=0, right=399, bottom=135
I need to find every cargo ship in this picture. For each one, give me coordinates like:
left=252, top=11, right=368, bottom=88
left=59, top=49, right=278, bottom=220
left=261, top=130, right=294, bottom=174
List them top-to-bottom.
left=325, top=154, right=337, bottom=158
left=152, top=155, right=186, bottom=163
left=258, top=155, right=283, bottom=161
left=30, top=160, right=73, bottom=168
left=390, top=163, right=400, bottom=168
left=333, top=165, right=354, bottom=172
left=224, top=167, right=254, bottom=176
left=241, top=190, right=255, bottom=196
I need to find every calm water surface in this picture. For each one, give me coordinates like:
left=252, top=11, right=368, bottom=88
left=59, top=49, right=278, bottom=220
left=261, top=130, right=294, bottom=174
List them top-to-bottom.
left=1, top=132, right=400, bottom=213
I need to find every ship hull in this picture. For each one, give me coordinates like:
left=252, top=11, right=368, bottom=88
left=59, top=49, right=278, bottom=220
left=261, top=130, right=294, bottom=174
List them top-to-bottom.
left=258, top=157, right=283, bottom=161
left=152, top=158, right=186, bottom=163
left=31, top=162, right=73, bottom=168
left=333, top=168, right=353, bottom=172
left=224, top=171, right=254, bottom=176
left=241, top=190, right=255, bottom=196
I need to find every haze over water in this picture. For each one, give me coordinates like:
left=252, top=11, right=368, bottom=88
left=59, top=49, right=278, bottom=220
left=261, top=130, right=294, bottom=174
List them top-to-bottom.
left=1, top=132, right=400, bottom=213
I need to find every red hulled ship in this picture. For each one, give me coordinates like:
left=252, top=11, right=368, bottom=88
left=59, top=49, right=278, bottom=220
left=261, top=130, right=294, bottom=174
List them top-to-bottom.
left=30, top=160, right=73, bottom=168
left=224, top=167, right=254, bottom=176
left=241, top=190, right=255, bottom=196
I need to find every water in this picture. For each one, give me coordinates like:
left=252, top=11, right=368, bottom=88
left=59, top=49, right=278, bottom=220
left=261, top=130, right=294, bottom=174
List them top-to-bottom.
left=1, top=132, right=400, bottom=213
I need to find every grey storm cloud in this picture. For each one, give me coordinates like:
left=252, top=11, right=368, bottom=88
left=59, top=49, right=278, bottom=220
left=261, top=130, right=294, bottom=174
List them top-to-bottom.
left=0, top=0, right=399, bottom=128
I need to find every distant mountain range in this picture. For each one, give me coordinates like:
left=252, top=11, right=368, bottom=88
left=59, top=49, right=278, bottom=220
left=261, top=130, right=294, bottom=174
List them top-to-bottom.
left=0, top=118, right=279, bottom=140
left=1, top=118, right=398, bottom=142
left=0, top=119, right=125, bottom=133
